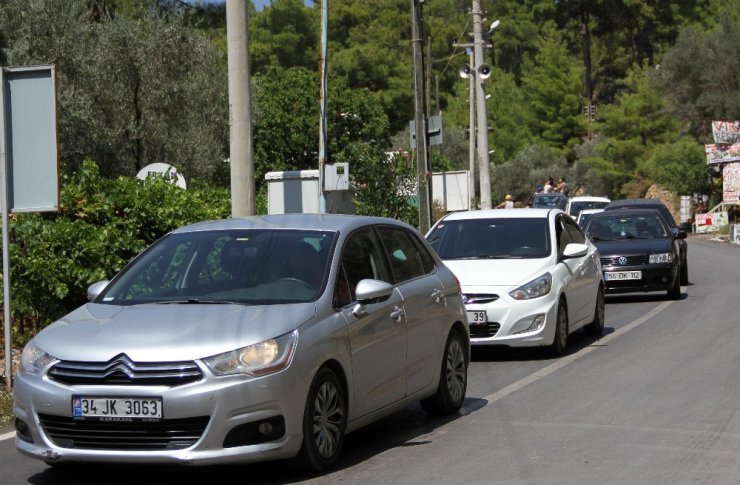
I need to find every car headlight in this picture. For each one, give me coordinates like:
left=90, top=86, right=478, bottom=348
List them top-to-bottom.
left=649, top=253, right=673, bottom=264
left=509, top=273, right=552, bottom=300
left=203, top=330, right=298, bottom=377
left=19, top=341, right=56, bottom=375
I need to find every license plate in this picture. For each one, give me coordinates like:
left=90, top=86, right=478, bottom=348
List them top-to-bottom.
left=604, top=271, right=642, bottom=281
left=467, top=310, right=487, bottom=324
left=72, top=396, right=163, bottom=419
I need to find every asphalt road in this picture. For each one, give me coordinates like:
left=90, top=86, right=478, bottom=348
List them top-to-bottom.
left=2, top=236, right=739, bottom=484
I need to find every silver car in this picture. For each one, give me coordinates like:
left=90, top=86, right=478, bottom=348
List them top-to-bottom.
left=14, top=214, right=469, bottom=471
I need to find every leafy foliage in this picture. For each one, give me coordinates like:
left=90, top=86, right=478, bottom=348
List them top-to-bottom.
left=7, top=161, right=230, bottom=341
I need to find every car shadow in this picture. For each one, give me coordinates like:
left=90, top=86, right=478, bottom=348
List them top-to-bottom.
left=605, top=291, right=687, bottom=303
left=28, top=399, right=489, bottom=485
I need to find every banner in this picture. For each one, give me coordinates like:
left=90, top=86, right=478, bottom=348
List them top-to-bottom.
left=712, top=120, right=740, bottom=144
left=705, top=143, right=740, bottom=165
left=723, top=162, right=740, bottom=203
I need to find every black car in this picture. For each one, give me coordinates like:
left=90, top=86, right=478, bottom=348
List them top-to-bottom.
left=529, top=192, right=568, bottom=211
left=604, top=198, right=689, bottom=285
left=584, top=209, right=686, bottom=299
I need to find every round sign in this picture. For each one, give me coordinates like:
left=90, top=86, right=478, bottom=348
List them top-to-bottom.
left=136, top=163, right=187, bottom=189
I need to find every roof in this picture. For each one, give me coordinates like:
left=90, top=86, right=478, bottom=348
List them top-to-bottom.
left=568, top=196, right=611, bottom=203
left=438, top=208, right=559, bottom=221
left=171, top=213, right=418, bottom=234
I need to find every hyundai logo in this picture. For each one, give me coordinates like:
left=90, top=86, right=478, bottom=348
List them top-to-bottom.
left=618, top=256, right=628, bottom=265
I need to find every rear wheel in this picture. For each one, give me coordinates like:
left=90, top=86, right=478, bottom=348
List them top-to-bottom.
left=680, top=257, right=689, bottom=285
left=668, top=271, right=681, bottom=300
left=584, top=285, right=605, bottom=337
left=549, top=301, right=569, bottom=357
left=421, top=329, right=468, bottom=416
left=296, top=367, right=347, bottom=472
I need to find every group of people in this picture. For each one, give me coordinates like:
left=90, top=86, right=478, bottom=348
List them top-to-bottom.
left=496, top=176, right=569, bottom=209
left=541, top=177, right=569, bottom=195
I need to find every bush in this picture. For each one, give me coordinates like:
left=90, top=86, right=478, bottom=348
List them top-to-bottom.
left=6, top=160, right=230, bottom=343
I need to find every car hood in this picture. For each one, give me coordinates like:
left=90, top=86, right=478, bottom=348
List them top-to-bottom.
left=593, top=238, right=672, bottom=256
left=442, top=258, right=552, bottom=288
left=33, top=302, right=317, bottom=362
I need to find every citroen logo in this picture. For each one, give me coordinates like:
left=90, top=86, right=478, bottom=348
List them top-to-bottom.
left=618, top=256, right=628, bottom=265
left=103, top=354, right=137, bottom=379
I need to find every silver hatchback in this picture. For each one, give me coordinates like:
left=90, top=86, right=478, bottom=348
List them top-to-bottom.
left=14, top=214, right=469, bottom=471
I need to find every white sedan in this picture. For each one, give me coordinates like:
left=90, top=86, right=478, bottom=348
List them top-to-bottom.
left=426, top=209, right=604, bottom=355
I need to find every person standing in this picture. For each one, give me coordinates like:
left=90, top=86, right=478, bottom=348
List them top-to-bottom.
left=557, top=177, right=569, bottom=195
left=543, top=178, right=555, bottom=193
left=496, top=194, right=515, bottom=209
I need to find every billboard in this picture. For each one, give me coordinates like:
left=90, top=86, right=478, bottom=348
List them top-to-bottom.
left=712, top=120, right=740, bottom=144
left=705, top=143, right=740, bottom=165
left=723, top=162, right=740, bottom=203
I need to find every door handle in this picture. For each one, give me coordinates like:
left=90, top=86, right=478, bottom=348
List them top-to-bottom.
left=431, top=288, right=444, bottom=303
left=390, top=306, right=405, bottom=321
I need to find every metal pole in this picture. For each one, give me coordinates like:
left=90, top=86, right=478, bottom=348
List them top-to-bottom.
left=226, top=0, right=255, bottom=217
left=318, top=0, right=329, bottom=213
left=411, top=0, right=431, bottom=233
left=472, top=0, right=492, bottom=209
left=468, top=50, right=476, bottom=211
left=0, top=68, right=12, bottom=388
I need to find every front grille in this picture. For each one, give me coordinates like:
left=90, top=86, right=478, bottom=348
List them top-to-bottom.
left=600, top=255, right=647, bottom=266
left=463, top=293, right=500, bottom=304
left=469, top=322, right=501, bottom=338
left=48, top=354, right=203, bottom=387
left=39, top=413, right=210, bottom=451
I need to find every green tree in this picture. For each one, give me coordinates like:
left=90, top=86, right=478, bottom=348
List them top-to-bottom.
left=0, top=0, right=229, bottom=183
left=250, top=0, right=318, bottom=72
left=639, top=136, right=710, bottom=196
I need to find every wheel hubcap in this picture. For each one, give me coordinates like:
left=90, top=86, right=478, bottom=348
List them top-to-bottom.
left=446, top=339, right=466, bottom=403
left=312, top=381, right=344, bottom=458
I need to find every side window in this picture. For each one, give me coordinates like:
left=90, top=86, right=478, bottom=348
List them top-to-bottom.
left=557, top=217, right=573, bottom=254
left=563, top=218, right=586, bottom=245
left=377, top=226, right=427, bottom=283
left=335, top=228, right=390, bottom=305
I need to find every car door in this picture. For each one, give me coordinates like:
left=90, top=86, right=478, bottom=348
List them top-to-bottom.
left=556, top=215, right=592, bottom=326
left=376, top=225, right=447, bottom=396
left=336, top=227, right=407, bottom=417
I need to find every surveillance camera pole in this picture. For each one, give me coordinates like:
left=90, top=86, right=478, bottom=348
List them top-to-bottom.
left=472, top=0, right=491, bottom=209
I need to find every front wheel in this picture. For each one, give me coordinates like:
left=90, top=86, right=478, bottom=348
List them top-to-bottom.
left=680, top=257, right=689, bottom=285
left=668, top=271, right=681, bottom=300
left=584, top=286, right=605, bottom=337
left=548, top=301, right=569, bottom=357
left=421, top=329, right=468, bottom=416
left=296, top=367, right=347, bottom=472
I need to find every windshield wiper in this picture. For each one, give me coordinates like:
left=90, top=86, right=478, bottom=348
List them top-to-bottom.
left=450, top=255, right=522, bottom=260
left=155, top=299, right=245, bottom=305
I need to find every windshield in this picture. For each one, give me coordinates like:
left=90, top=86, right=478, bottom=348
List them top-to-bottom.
left=532, top=195, right=566, bottom=209
left=569, top=200, right=609, bottom=216
left=586, top=214, right=668, bottom=241
left=427, top=218, right=551, bottom=259
left=99, top=229, right=336, bottom=305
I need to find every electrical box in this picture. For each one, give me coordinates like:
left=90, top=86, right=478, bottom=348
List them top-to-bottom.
left=324, top=163, right=350, bottom=191
left=265, top=169, right=355, bottom=215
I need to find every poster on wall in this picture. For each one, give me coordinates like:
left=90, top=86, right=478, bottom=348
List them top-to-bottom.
left=706, top=143, right=740, bottom=164
left=723, top=162, right=740, bottom=203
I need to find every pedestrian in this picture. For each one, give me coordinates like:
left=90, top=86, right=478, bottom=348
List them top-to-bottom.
left=557, top=177, right=569, bottom=195
left=543, top=178, right=555, bottom=193
left=496, top=194, right=515, bottom=209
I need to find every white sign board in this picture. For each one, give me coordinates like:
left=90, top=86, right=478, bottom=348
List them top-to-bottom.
left=136, top=162, right=187, bottom=189
left=432, top=170, right=470, bottom=212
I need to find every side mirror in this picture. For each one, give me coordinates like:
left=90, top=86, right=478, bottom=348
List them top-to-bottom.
left=679, top=222, right=692, bottom=233
left=562, top=243, right=588, bottom=259
left=352, top=279, right=394, bottom=317
left=87, top=280, right=110, bottom=302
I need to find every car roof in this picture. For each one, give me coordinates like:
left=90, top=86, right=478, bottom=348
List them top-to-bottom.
left=533, top=192, right=567, bottom=198
left=568, top=196, right=610, bottom=203
left=604, top=198, right=677, bottom=226
left=438, top=208, right=559, bottom=221
left=589, top=208, right=670, bottom=225
left=170, top=213, right=418, bottom=235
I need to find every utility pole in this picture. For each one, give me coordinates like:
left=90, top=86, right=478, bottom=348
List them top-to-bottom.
left=226, top=0, right=255, bottom=217
left=318, top=0, right=329, bottom=213
left=411, top=0, right=431, bottom=233
left=472, top=0, right=491, bottom=209
left=468, top=49, right=476, bottom=211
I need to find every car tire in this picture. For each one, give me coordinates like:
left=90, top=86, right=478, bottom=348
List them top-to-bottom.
left=680, top=257, right=689, bottom=285
left=668, top=271, right=681, bottom=300
left=584, top=285, right=605, bottom=337
left=549, top=300, right=569, bottom=357
left=420, top=328, right=468, bottom=416
left=296, top=367, right=347, bottom=472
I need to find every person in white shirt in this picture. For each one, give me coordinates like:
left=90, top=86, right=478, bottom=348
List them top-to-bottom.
left=496, top=194, right=515, bottom=209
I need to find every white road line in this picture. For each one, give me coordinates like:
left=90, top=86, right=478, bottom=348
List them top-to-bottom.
left=482, top=299, right=674, bottom=404
left=0, top=431, right=15, bottom=441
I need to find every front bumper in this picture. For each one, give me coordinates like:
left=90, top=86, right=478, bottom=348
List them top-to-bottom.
left=602, top=263, right=678, bottom=294
left=464, top=287, right=559, bottom=348
left=13, top=363, right=309, bottom=465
